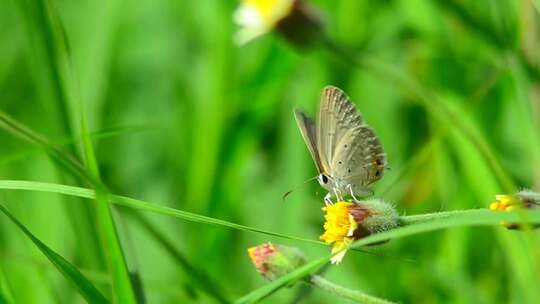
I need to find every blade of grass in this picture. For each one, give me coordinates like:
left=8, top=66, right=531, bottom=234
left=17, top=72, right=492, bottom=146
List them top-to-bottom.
left=13, top=0, right=138, bottom=300
left=14, top=0, right=111, bottom=273
left=79, top=108, right=137, bottom=303
left=0, top=110, right=92, bottom=184
left=0, top=110, right=328, bottom=299
left=0, top=123, right=158, bottom=167
left=0, top=180, right=342, bottom=247
left=1, top=180, right=540, bottom=250
left=0, top=204, right=109, bottom=304
left=0, top=266, right=14, bottom=304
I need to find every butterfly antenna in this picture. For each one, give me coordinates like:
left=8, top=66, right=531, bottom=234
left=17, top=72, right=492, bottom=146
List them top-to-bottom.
left=282, top=175, right=319, bottom=202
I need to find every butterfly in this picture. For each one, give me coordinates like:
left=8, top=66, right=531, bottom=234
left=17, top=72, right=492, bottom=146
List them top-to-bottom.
left=294, top=86, right=386, bottom=204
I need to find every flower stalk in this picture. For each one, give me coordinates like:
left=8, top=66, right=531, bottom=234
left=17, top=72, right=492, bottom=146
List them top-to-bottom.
left=247, top=242, right=396, bottom=303
left=307, top=275, right=397, bottom=304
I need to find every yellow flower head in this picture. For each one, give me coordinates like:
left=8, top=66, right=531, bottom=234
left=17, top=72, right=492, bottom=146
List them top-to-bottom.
left=234, top=0, right=296, bottom=44
left=490, top=192, right=540, bottom=230
left=490, top=194, right=521, bottom=212
left=320, top=199, right=398, bottom=264
left=320, top=202, right=369, bottom=264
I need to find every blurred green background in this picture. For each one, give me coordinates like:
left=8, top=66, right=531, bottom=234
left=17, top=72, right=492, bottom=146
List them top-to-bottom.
left=1, top=0, right=540, bottom=303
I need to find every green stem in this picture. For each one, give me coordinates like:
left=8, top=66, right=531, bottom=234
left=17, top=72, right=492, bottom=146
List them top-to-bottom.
left=399, top=209, right=482, bottom=225
left=308, top=275, right=396, bottom=304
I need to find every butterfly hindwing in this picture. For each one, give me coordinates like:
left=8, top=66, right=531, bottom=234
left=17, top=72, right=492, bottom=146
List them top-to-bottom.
left=330, top=126, right=386, bottom=188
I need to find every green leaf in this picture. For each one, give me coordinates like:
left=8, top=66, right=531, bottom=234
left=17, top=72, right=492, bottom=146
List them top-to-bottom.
left=0, top=204, right=109, bottom=304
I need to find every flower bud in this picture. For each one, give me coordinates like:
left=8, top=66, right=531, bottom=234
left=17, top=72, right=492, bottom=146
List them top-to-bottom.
left=234, top=0, right=323, bottom=48
left=490, top=190, right=540, bottom=230
left=320, top=199, right=398, bottom=264
left=247, top=242, right=306, bottom=281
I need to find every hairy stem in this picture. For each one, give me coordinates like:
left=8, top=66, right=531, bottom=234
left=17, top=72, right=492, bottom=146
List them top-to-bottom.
left=308, top=275, right=396, bottom=304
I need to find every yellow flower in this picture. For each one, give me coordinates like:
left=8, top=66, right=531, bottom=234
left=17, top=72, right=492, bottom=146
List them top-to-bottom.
left=234, top=0, right=296, bottom=44
left=490, top=191, right=540, bottom=230
left=489, top=194, right=521, bottom=212
left=320, top=199, right=398, bottom=264
left=320, top=202, right=366, bottom=264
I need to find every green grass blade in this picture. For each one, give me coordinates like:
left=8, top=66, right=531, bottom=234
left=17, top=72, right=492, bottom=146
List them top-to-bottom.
left=17, top=0, right=138, bottom=300
left=0, top=111, right=92, bottom=183
left=79, top=111, right=137, bottom=303
left=0, top=123, right=157, bottom=167
left=0, top=180, right=332, bottom=247
left=2, top=180, right=540, bottom=245
left=3, top=180, right=540, bottom=303
left=0, top=204, right=109, bottom=304
left=0, top=266, right=14, bottom=304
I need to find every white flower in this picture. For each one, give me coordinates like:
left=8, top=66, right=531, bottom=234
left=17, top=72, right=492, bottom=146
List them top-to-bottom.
left=234, top=0, right=296, bottom=44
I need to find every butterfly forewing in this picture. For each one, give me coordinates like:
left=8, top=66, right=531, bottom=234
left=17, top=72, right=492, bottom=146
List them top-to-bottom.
left=317, top=86, right=364, bottom=171
left=294, top=109, right=326, bottom=174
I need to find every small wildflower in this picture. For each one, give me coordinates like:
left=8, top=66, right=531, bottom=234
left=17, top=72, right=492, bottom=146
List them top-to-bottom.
left=233, top=0, right=322, bottom=47
left=490, top=190, right=540, bottom=230
left=320, top=199, right=398, bottom=264
left=247, top=242, right=306, bottom=281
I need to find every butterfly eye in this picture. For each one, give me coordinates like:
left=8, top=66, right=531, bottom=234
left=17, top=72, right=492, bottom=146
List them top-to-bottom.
left=321, top=174, right=329, bottom=184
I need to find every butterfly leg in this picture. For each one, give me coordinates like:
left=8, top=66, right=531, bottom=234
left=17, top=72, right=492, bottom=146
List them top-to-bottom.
left=347, top=184, right=360, bottom=202
left=332, top=187, right=344, bottom=202
left=324, top=193, right=333, bottom=206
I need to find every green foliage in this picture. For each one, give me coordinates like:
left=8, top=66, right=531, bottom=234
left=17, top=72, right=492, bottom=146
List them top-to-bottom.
left=1, top=0, right=540, bottom=303
left=0, top=204, right=109, bottom=303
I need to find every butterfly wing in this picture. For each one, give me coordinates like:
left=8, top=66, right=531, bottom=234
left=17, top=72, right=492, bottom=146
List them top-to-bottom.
left=317, top=86, right=363, bottom=169
left=318, top=86, right=386, bottom=189
left=294, top=109, right=326, bottom=174
left=330, top=125, right=386, bottom=188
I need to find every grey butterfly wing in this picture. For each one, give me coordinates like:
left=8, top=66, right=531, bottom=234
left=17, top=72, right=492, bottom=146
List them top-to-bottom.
left=317, top=86, right=364, bottom=171
left=318, top=86, right=386, bottom=188
left=294, top=109, right=326, bottom=174
left=330, top=126, right=386, bottom=188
